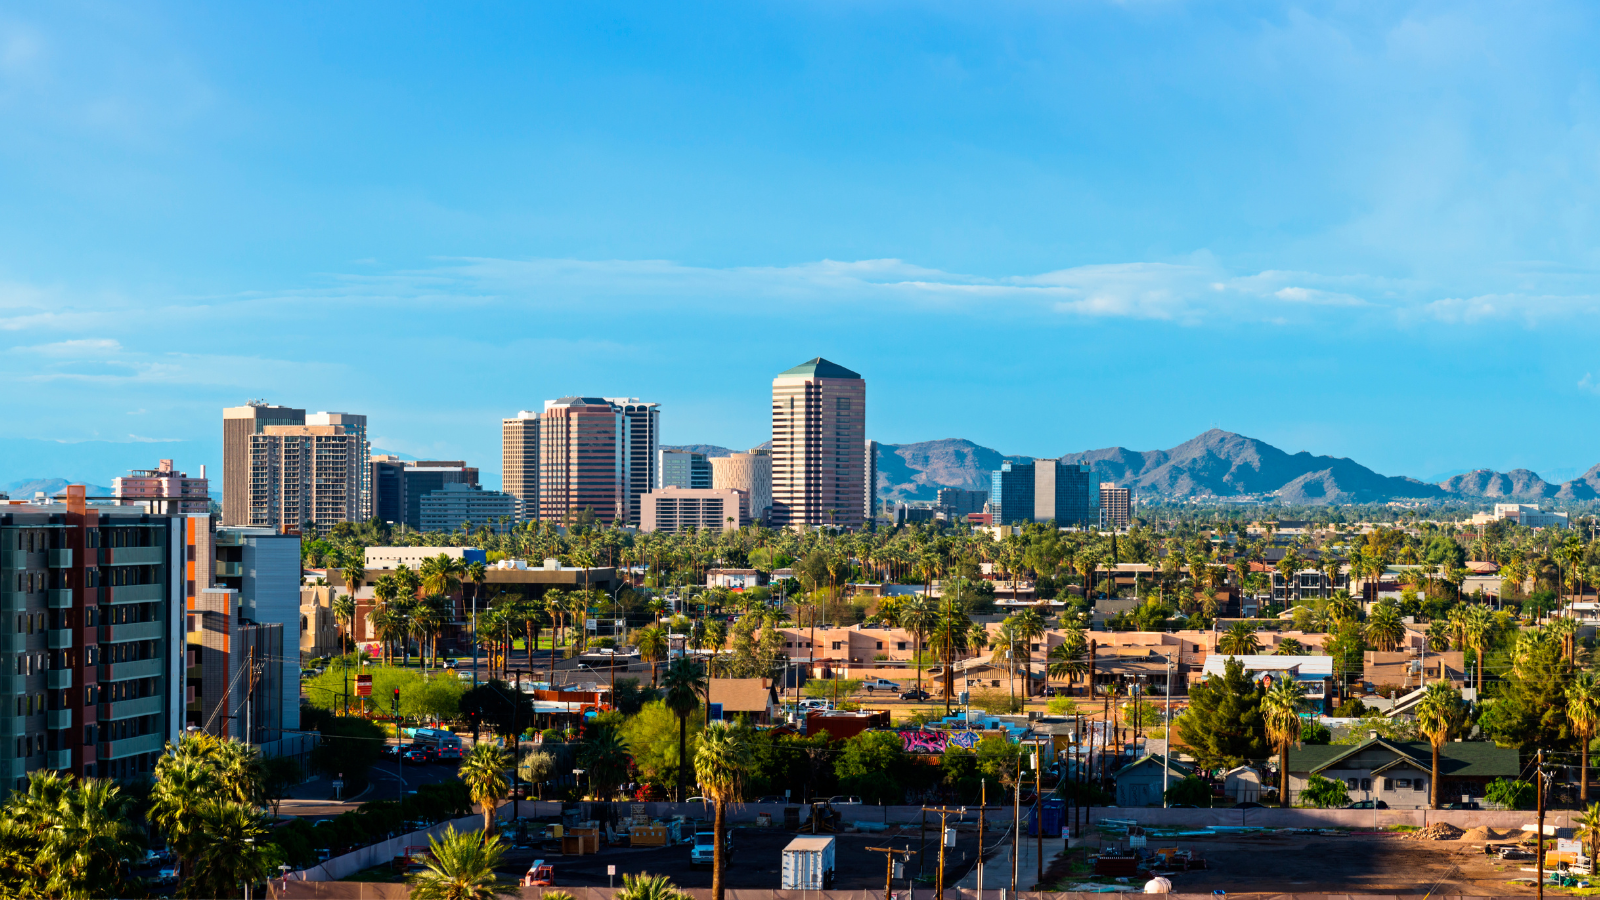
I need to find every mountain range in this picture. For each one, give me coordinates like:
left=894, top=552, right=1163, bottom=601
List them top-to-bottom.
left=874, top=429, right=1600, bottom=506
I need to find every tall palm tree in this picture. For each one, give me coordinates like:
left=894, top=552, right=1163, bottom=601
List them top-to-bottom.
left=341, top=554, right=366, bottom=625
left=1325, top=590, right=1360, bottom=628
left=331, top=594, right=356, bottom=657
left=899, top=596, right=938, bottom=700
left=1462, top=604, right=1495, bottom=692
left=990, top=620, right=1025, bottom=701
left=636, top=625, right=669, bottom=686
left=1046, top=630, right=1089, bottom=694
left=661, top=657, right=708, bottom=802
left=1569, top=672, right=1600, bottom=803
left=1261, top=678, right=1305, bottom=808
left=1415, top=681, right=1464, bottom=809
left=695, top=723, right=754, bottom=900
left=459, top=743, right=511, bottom=839
left=45, top=776, right=144, bottom=898
left=1578, top=803, right=1600, bottom=867
left=407, top=825, right=516, bottom=900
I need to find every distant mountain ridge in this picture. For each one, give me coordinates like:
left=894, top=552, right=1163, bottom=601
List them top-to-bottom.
left=870, top=429, right=1600, bottom=506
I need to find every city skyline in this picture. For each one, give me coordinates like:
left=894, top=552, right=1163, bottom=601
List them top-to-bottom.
left=1, top=5, right=1600, bottom=483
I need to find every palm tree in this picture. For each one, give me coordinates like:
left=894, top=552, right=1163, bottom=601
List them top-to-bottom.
left=421, top=553, right=466, bottom=599
left=341, top=555, right=366, bottom=625
left=1325, top=590, right=1360, bottom=627
left=331, top=593, right=356, bottom=656
left=899, top=596, right=938, bottom=699
left=1364, top=602, right=1405, bottom=652
left=1462, top=604, right=1495, bottom=692
left=990, top=620, right=1024, bottom=701
left=1217, top=622, right=1262, bottom=656
left=636, top=625, right=669, bottom=686
left=1047, top=632, right=1089, bottom=694
left=1275, top=637, right=1305, bottom=655
left=662, top=657, right=708, bottom=802
left=1569, top=672, right=1600, bottom=803
left=1261, top=678, right=1305, bottom=808
left=1415, top=681, right=1464, bottom=809
left=695, top=723, right=754, bottom=900
left=459, top=743, right=511, bottom=839
left=149, top=747, right=219, bottom=880
left=518, top=750, right=554, bottom=800
left=33, top=775, right=143, bottom=898
left=181, top=800, right=272, bottom=900
left=1578, top=803, right=1600, bottom=866
left=407, top=825, right=516, bottom=900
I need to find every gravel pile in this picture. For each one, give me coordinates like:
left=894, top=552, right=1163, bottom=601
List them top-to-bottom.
left=1407, top=823, right=1467, bottom=841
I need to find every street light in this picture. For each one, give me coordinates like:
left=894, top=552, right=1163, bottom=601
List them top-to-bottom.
left=574, top=768, right=587, bottom=800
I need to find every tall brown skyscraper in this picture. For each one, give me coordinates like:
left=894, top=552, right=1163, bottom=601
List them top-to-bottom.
left=770, top=358, right=866, bottom=529
left=222, top=403, right=304, bottom=525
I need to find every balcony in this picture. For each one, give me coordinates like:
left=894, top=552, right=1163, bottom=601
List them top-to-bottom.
left=214, top=531, right=244, bottom=547
left=101, top=546, right=163, bottom=566
left=215, top=561, right=243, bottom=578
left=105, top=583, right=164, bottom=605
left=46, top=590, right=73, bottom=609
left=100, top=621, right=162, bottom=644
left=46, top=629, right=73, bottom=650
left=0, top=633, right=23, bottom=655
left=101, top=658, right=161, bottom=682
left=45, top=669, right=71, bottom=689
left=102, top=696, right=161, bottom=721
left=46, top=709, right=71, bottom=730
left=100, top=732, right=162, bottom=760
left=46, top=749, right=71, bottom=770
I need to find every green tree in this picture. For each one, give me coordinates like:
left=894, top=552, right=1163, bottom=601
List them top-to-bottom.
left=1364, top=601, right=1405, bottom=651
left=1217, top=622, right=1262, bottom=656
left=661, top=657, right=708, bottom=802
left=1174, top=657, right=1266, bottom=770
left=1571, top=672, right=1600, bottom=804
left=1261, top=677, right=1304, bottom=808
left=834, top=731, right=906, bottom=804
left=1298, top=774, right=1349, bottom=808
left=1163, top=776, right=1212, bottom=807
left=1486, top=778, right=1535, bottom=810
left=180, top=800, right=273, bottom=899
left=407, top=825, right=517, bottom=900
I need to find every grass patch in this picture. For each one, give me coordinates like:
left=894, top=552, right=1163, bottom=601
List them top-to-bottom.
left=1387, top=825, right=1420, bottom=832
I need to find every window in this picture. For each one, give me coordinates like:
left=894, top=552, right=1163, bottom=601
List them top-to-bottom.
left=831, top=641, right=842, bottom=650
left=875, top=642, right=883, bottom=650
left=897, top=642, right=907, bottom=650
left=1346, top=778, right=1359, bottom=789
left=1360, top=778, right=1371, bottom=792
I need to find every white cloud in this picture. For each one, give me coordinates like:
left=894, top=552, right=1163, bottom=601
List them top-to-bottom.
left=17, top=337, right=121, bottom=354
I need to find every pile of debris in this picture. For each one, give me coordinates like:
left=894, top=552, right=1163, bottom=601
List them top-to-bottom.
left=1406, top=823, right=1466, bottom=841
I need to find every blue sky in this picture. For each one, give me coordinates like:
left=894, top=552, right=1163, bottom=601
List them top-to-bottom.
left=3, top=1, right=1600, bottom=488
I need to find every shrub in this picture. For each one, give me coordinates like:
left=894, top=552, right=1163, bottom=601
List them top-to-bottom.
left=971, top=689, right=1023, bottom=715
left=1046, top=697, right=1077, bottom=716
left=1299, top=720, right=1331, bottom=744
left=1298, top=774, right=1349, bottom=808
left=1163, top=776, right=1212, bottom=807
left=1486, top=778, right=1535, bottom=810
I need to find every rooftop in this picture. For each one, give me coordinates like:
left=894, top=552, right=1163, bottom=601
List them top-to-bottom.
left=776, top=357, right=861, bottom=380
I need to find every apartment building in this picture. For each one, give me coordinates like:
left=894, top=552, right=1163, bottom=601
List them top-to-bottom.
left=770, top=358, right=866, bottom=530
left=222, top=403, right=304, bottom=525
left=306, top=413, right=372, bottom=520
left=246, top=426, right=361, bottom=531
left=113, top=459, right=210, bottom=516
left=1100, top=483, right=1132, bottom=529
left=0, top=488, right=186, bottom=788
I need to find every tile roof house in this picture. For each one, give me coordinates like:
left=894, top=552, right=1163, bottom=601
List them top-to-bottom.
left=707, top=678, right=781, bottom=724
left=1286, top=736, right=1517, bottom=809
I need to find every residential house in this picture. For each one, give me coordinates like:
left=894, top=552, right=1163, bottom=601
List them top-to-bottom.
left=708, top=678, right=781, bottom=724
left=1286, top=735, right=1518, bottom=809
left=1114, top=755, right=1195, bottom=807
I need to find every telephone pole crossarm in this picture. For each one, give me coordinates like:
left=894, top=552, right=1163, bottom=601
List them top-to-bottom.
left=920, top=806, right=969, bottom=899
left=865, top=846, right=916, bottom=900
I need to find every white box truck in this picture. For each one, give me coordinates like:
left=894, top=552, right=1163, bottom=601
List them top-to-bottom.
left=782, top=836, right=836, bottom=890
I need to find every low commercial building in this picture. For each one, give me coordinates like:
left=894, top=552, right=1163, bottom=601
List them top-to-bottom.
left=639, top=487, right=746, bottom=533
left=1469, top=503, right=1568, bottom=529
left=362, top=546, right=489, bottom=570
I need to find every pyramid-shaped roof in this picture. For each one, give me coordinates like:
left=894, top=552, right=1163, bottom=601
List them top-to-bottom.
left=777, top=357, right=861, bottom=379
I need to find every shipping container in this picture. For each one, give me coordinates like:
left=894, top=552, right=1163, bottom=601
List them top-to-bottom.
left=782, top=836, right=836, bottom=890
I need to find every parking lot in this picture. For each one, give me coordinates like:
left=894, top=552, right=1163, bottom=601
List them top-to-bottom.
left=493, top=825, right=987, bottom=890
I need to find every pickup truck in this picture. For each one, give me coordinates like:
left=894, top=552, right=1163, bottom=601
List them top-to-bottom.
left=862, top=678, right=902, bottom=693
left=690, top=830, right=732, bottom=869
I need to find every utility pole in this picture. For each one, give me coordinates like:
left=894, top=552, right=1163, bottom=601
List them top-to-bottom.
left=471, top=586, right=479, bottom=689
left=244, top=645, right=258, bottom=746
left=1163, top=653, right=1173, bottom=808
left=1034, top=740, right=1044, bottom=886
left=1537, top=747, right=1546, bottom=900
left=1011, top=760, right=1021, bottom=894
left=978, top=779, right=987, bottom=898
left=920, top=806, right=967, bottom=900
left=866, top=845, right=914, bottom=900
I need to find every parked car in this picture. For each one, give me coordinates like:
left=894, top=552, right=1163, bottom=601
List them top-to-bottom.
left=862, top=678, right=902, bottom=693
left=899, top=689, right=931, bottom=701
left=382, top=744, right=400, bottom=758
left=435, top=746, right=464, bottom=764
left=756, top=795, right=785, bottom=804
left=828, top=795, right=862, bottom=805
left=1346, top=800, right=1389, bottom=809
left=1444, top=801, right=1482, bottom=810
left=689, top=830, right=733, bottom=869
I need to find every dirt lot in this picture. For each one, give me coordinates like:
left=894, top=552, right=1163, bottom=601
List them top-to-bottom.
left=495, top=827, right=986, bottom=890
left=1058, top=831, right=1553, bottom=896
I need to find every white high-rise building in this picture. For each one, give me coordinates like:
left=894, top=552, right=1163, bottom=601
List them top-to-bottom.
left=710, top=448, right=772, bottom=523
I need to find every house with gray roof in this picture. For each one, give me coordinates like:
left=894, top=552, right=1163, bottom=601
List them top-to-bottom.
left=1286, top=734, right=1518, bottom=809
left=1113, top=754, right=1195, bottom=807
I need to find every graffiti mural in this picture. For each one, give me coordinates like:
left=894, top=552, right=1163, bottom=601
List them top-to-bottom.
left=899, top=731, right=948, bottom=754
left=947, top=731, right=978, bottom=750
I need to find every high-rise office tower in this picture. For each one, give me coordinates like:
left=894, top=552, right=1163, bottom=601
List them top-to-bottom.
left=770, top=358, right=866, bottom=529
left=537, top=397, right=658, bottom=526
left=222, top=403, right=305, bottom=525
left=501, top=412, right=540, bottom=521
left=306, top=413, right=371, bottom=520
left=247, top=426, right=361, bottom=531
left=710, top=448, right=772, bottom=523
left=659, top=450, right=711, bottom=489
left=369, top=457, right=481, bottom=530
left=990, top=459, right=1100, bottom=526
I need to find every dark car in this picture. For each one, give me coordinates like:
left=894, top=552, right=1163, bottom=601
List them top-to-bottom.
left=899, top=689, right=931, bottom=701
left=382, top=744, right=400, bottom=758
left=403, top=745, right=436, bottom=764
left=435, top=746, right=464, bottom=764
left=1346, top=800, right=1388, bottom=809
left=1232, top=801, right=1264, bottom=809
left=1444, top=801, right=1482, bottom=810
